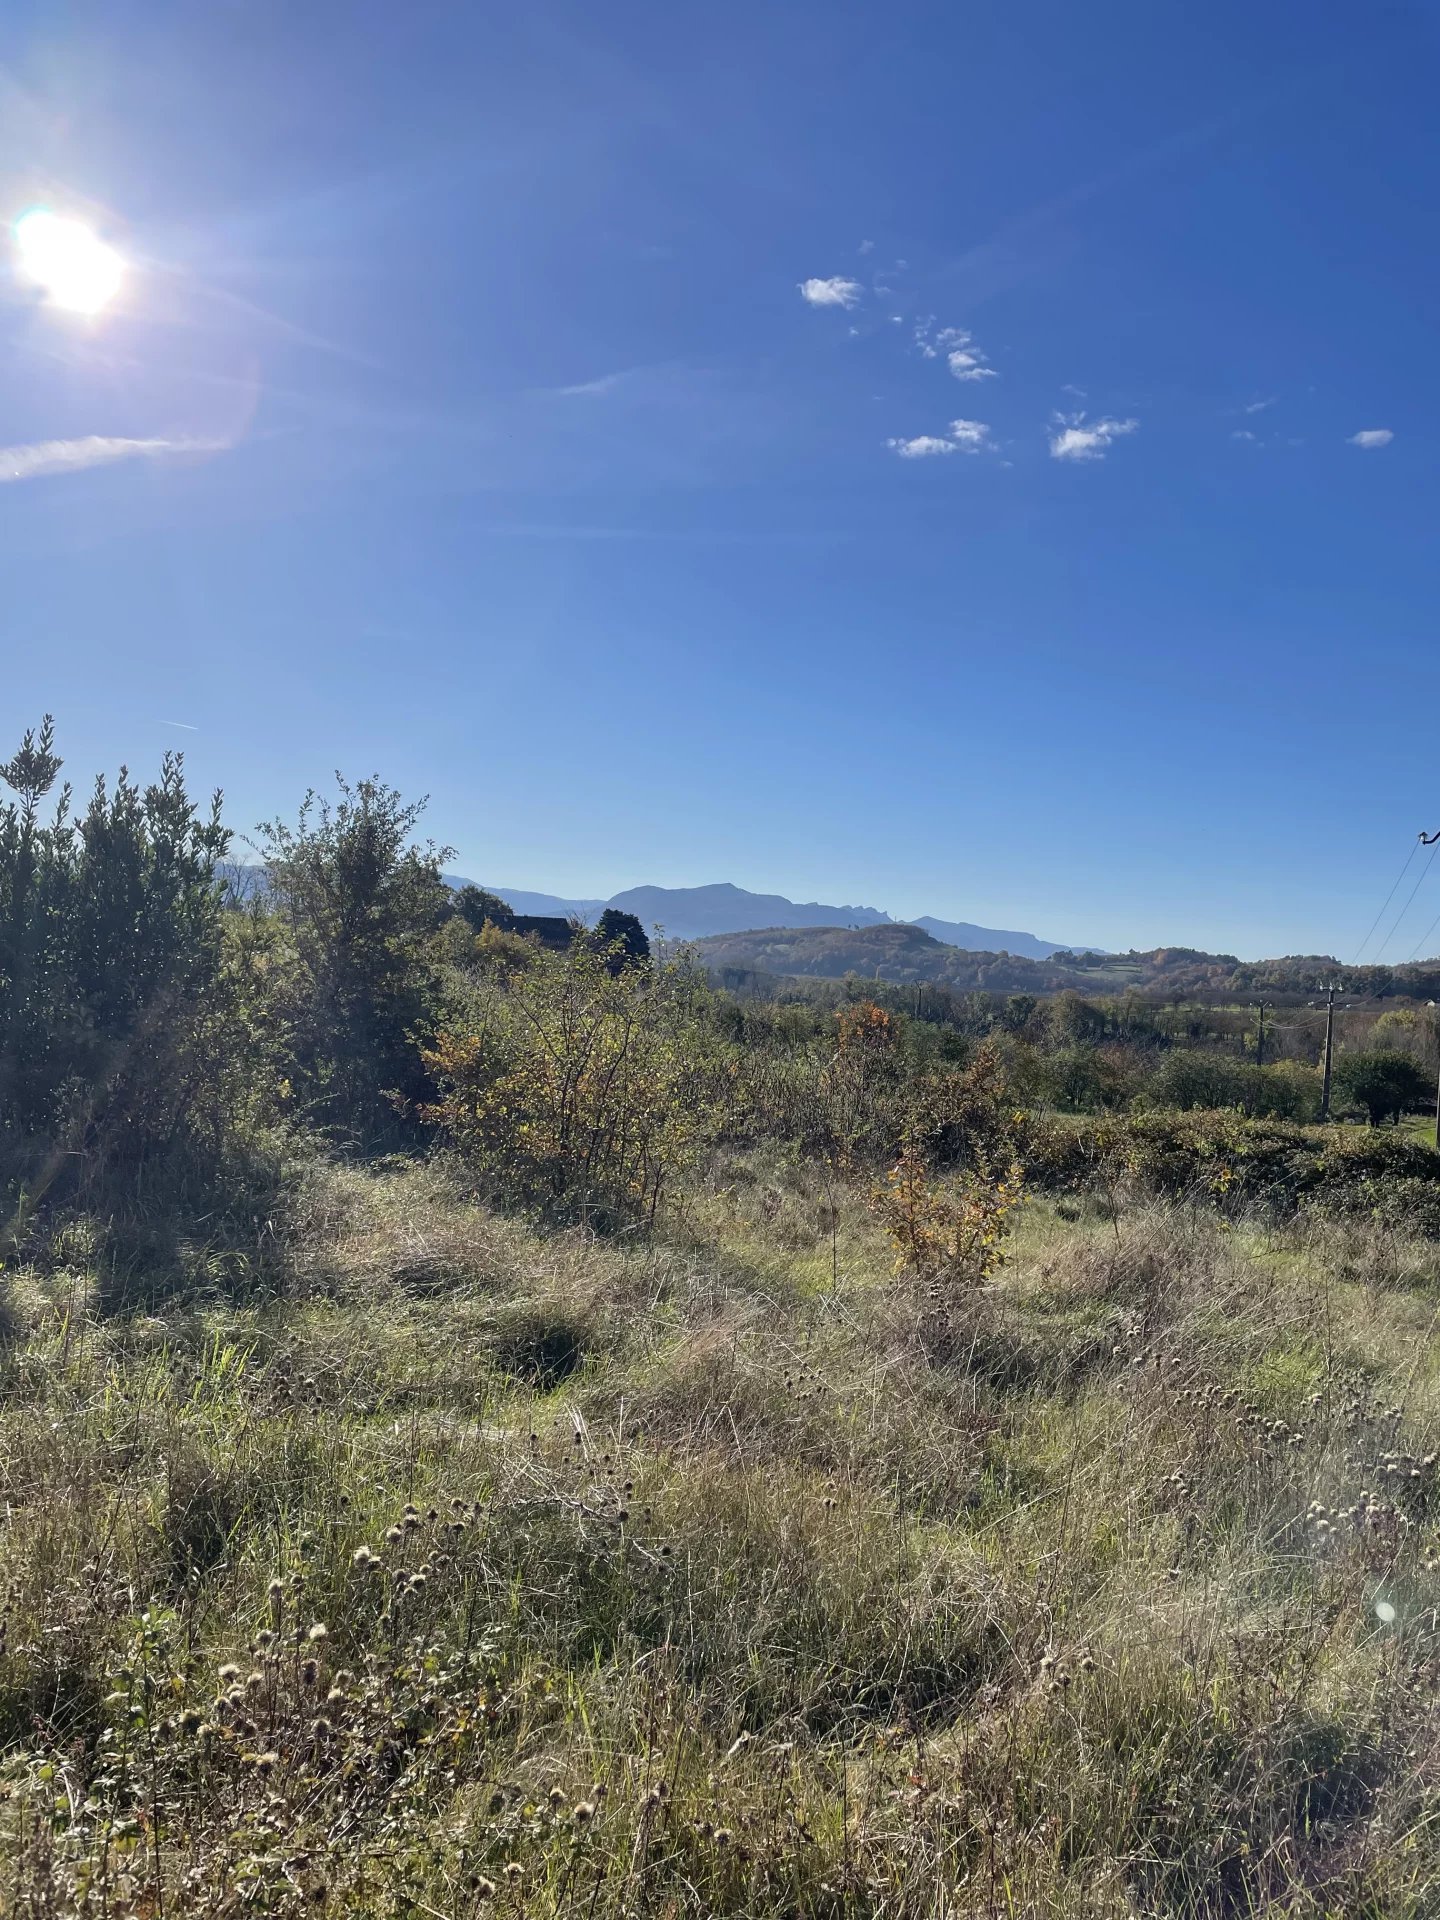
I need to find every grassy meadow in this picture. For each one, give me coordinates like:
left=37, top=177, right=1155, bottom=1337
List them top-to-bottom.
left=8, top=732, right=1440, bottom=1916
left=5, top=1154, right=1440, bottom=1917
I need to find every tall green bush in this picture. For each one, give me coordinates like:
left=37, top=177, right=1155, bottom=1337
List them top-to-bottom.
left=0, top=719, right=245, bottom=1220
left=255, top=777, right=453, bottom=1143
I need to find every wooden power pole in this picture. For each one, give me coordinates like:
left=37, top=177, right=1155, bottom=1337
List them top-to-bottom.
left=1320, top=985, right=1336, bottom=1122
left=1255, top=1000, right=1270, bottom=1069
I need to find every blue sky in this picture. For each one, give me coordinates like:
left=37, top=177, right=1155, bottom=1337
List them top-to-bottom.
left=2, top=1, right=1439, bottom=957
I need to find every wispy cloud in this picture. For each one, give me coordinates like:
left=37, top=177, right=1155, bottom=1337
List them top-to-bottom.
left=799, top=276, right=862, bottom=308
left=913, top=321, right=998, bottom=381
left=947, top=340, right=997, bottom=382
left=554, top=370, right=631, bottom=398
left=1243, top=396, right=1278, bottom=415
left=1049, top=413, right=1138, bottom=462
left=948, top=418, right=993, bottom=451
left=887, top=419, right=994, bottom=459
left=1348, top=427, right=1393, bottom=449
left=1231, top=428, right=1259, bottom=442
left=0, top=434, right=220, bottom=484
left=887, top=434, right=959, bottom=458
left=159, top=720, right=199, bottom=731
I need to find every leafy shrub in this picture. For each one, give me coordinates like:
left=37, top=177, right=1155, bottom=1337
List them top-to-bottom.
left=0, top=719, right=264, bottom=1224
left=255, top=776, right=454, bottom=1143
left=422, top=945, right=717, bottom=1223
left=1332, top=1047, right=1432, bottom=1126
left=1144, top=1050, right=1322, bottom=1121
left=1028, top=1107, right=1440, bottom=1230
left=872, top=1144, right=1023, bottom=1359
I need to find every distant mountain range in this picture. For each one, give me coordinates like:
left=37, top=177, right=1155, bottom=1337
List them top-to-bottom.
left=478, top=880, right=1087, bottom=958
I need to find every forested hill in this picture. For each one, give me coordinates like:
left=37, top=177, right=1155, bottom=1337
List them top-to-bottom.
left=692, top=924, right=1440, bottom=1002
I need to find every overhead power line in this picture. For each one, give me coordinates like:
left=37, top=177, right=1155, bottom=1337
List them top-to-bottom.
left=1374, top=836, right=1440, bottom=963
left=1353, top=838, right=1420, bottom=964
left=1406, top=906, right=1440, bottom=965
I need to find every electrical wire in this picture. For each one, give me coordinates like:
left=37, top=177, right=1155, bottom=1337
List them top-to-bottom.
left=1373, top=837, right=1440, bottom=963
left=1353, top=838, right=1420, bottom=964
left=1405, top=906, right=1440, bottom=966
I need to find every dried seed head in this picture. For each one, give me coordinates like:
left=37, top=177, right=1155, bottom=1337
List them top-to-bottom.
left=573, top=1801, right=595, bottom=1825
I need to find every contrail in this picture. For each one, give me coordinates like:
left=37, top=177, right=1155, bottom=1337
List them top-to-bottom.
left=0, top=434, right=222, bottom=483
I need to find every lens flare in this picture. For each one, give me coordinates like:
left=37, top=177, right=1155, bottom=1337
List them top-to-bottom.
left=13, top=209, right=124, bottom=314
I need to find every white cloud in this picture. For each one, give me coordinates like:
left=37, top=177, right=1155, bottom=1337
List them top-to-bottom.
left=858, top=238, right=875, bottom=255
left=800, top=276, right=862, bottom=308
left=911, top=321, right=997, bottom=381
left=947, top=341, right=997, bottom=382
left=555, top=371, right=629, bottom=397
left=1243, top=396, right=1277, bottom=414
left=1049, top=413, right=1138, bottom=462
left=887, top=419, right=994, bottom=459
left=1231, top=428, right=1258, bottom=442
left=1348, top=428, right=1393, bottom=449
left=0, top=434, right=218, bottom=483
left=886, top=434, right=958, bottom=458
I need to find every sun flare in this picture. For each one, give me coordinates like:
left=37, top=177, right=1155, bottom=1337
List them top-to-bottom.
left=14, top=208, right=124, bottom=314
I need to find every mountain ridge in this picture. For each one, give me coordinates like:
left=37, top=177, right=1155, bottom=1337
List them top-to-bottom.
left=479, top=879, right=1084, bottom=957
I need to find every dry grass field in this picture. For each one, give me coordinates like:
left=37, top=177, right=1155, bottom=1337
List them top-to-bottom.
left=3, top=1153, right=1440, bottom=1917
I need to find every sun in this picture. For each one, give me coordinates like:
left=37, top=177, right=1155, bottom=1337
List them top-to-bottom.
left=14, top=208, right=124, bottom=315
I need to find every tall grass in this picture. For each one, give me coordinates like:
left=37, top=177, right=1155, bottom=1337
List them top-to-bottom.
left=0, top=1158, right=1439, bottom=1914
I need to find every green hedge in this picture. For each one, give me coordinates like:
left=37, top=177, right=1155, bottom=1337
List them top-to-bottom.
left=1026, top=1109, right=1440, bottom=1231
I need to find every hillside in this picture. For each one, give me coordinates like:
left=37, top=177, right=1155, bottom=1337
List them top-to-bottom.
left=694, top=921, right=1080, bottom=989
left=695, top=923, right=1440, bottom=1002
